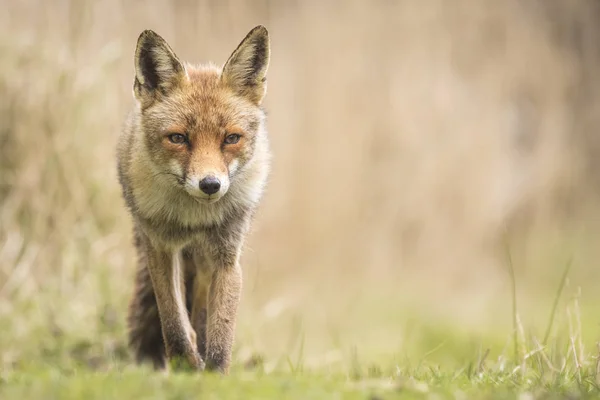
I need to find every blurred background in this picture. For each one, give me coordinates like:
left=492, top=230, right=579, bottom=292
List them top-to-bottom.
left=2, top=0, right=600, bottom=371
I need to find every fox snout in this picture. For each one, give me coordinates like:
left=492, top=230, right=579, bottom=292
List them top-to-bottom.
left=180, top=169, right=231, bottom=202
left=199, top=176, right=220, bottom=195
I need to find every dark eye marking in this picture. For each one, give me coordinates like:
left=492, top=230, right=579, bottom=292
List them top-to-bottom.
left=168, top=133, right=187, bottom=144
left=224, top=133, right=241, bottom=145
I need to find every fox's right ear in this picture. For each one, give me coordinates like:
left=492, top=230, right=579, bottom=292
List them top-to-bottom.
left=133, top=30, right=186, bottom=106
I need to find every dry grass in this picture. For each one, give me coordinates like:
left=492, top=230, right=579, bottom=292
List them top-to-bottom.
left=2, top=0, right=600, bottom=386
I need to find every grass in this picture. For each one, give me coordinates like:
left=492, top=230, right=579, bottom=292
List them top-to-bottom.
left=2, top=270, right=600, bottom=399
left=1, top=329, right=599, bottom=400
left=0, top=366, right=595, bottom=400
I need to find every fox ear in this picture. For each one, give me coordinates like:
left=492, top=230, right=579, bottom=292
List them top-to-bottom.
left=221, top=25, right=270, bottom=105
left=133, top=30, right=186, bottom=105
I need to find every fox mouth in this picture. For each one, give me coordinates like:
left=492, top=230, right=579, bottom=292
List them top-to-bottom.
left=184, top=188, right=225, bottom=204
left=191, top=195, right=222, bottom=205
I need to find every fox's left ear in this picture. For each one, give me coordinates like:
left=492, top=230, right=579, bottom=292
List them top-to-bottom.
left=221, top=25, right=270, bottom=105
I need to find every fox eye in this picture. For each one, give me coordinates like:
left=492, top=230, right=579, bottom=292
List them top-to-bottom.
left=168, top=133, right=187, bottom=144
left=224, top=133, right=241, bottom=145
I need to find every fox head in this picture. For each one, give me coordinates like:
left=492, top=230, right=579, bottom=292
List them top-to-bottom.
left=132, top=26, right=270, bottom=204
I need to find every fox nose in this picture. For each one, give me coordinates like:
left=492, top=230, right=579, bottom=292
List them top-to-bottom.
left=199, top=176, right=221, bottom=195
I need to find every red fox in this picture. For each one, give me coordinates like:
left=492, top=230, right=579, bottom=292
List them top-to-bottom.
left=117, top=26, right=271, bottom=373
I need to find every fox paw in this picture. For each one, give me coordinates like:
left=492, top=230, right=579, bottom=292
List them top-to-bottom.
left=168, top=352, right=205, bottom=372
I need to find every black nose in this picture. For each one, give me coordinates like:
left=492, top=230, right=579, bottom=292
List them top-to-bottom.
left=199, top=176, right=221, bottom=195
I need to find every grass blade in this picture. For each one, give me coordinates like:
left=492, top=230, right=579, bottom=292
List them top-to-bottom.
left=504, top=241, right=519, bottom=364
left=542, top=257, right=573, bottom=346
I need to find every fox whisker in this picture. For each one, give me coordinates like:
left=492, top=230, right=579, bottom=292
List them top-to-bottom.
left=150, top=171, right=185, bottom=185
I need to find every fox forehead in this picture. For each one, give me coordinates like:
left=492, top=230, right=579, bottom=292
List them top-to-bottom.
left=144, top=65, right=262, bottom=135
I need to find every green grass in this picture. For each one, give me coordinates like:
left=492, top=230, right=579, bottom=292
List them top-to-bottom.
left=2, top=308, right=600, bottom=399
left=1, top=348, right=599, bottom=399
